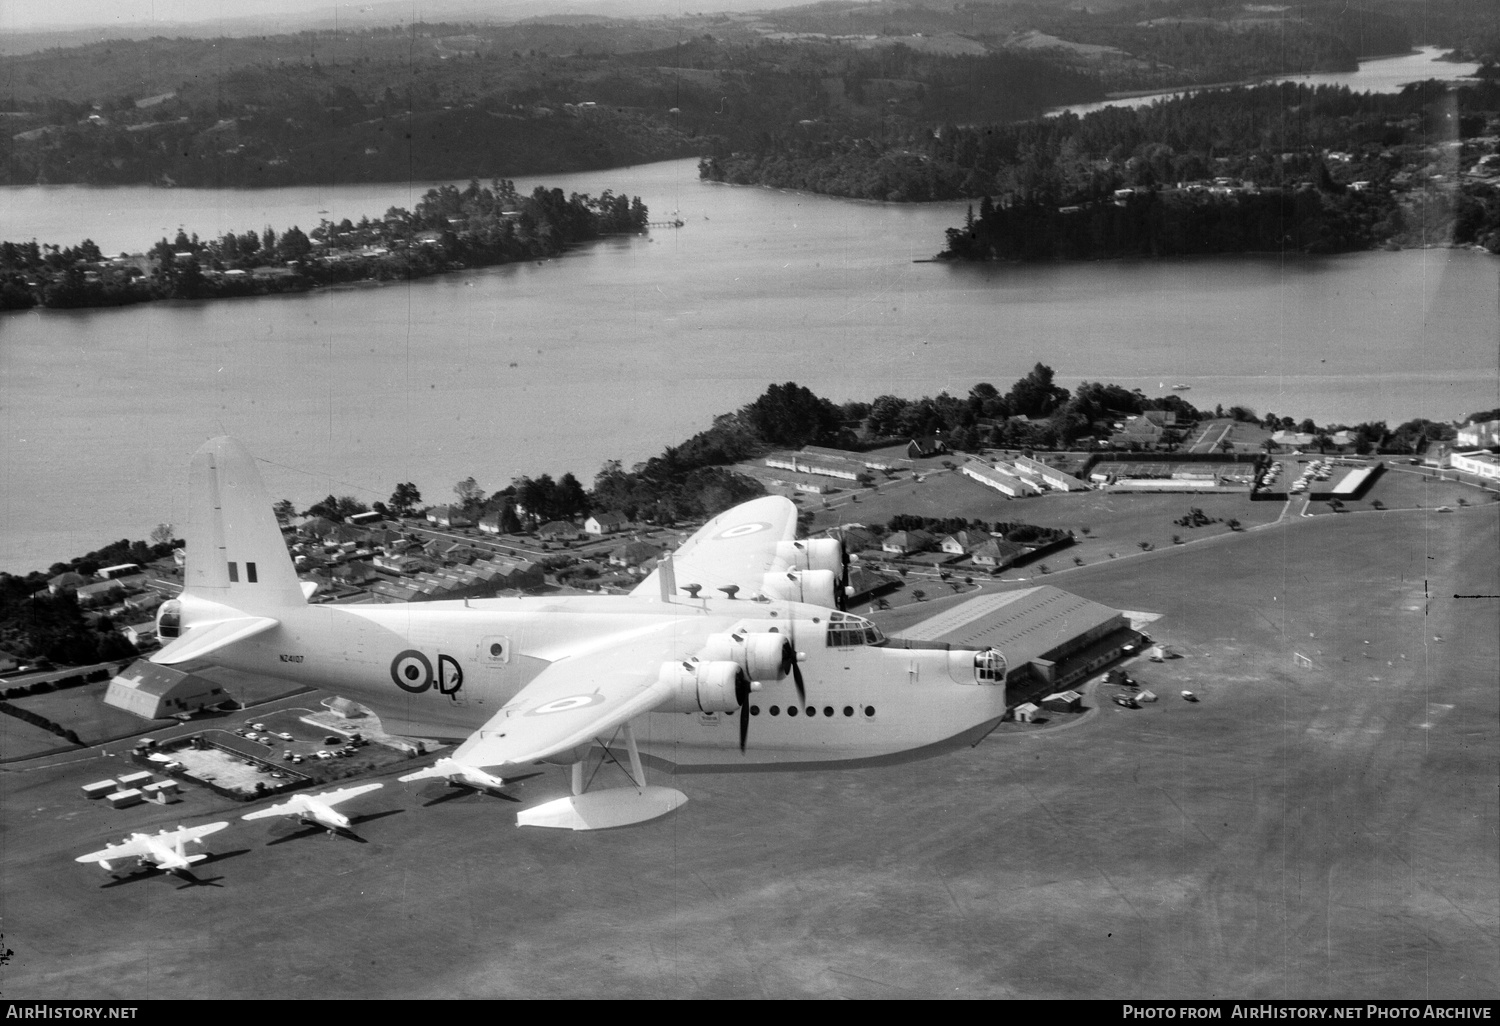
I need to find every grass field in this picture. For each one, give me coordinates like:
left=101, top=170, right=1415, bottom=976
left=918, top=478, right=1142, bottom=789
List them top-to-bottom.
left=1, top=505, right=1493, bottom=998
left=8, top=682, right=162, bottom=745
left=0, top=713, right=74, bottom=761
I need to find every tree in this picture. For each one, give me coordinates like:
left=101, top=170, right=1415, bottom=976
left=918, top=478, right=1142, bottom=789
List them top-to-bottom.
left=1004, top=363, right=1070, bottom=419
left=742, top=382, right=842, bottom=447
left=454, top=477, right=485, bottom=512
left=388, top=482, right=422, bottom=518
left=305, top=495, right=368, bottom=520
left=272, top=500, right=296, bottom=526
left=150, top=522, right=175, bottom=546
left=911, top=589, right=926, bottom=602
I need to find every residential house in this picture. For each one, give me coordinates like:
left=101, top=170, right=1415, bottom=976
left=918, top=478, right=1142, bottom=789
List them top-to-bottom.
left=1457, top=419, right=1500, bottom=448
left=1271, top=431, right=1316, bottom=448
left=907, top=436, right=948, bottom=459
left=425, top=506, right=474, bottom=529
left=584, top=512, right=627, bottom=536
left=538, top=521, right=583, bottom=543
left=882, top=530, right=935, bottom=555
left=940, top=531, right=984, bottom=555
left=968, top=539, right=1027, bottom=568
left=609, top=541, right=664, bottom=569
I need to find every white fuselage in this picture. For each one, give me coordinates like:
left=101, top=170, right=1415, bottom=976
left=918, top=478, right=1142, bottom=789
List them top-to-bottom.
left=182, top=592, right=1009, bottom=766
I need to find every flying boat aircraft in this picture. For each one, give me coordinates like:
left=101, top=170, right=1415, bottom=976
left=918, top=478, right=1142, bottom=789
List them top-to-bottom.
left=150, top=438, right=1010, bottom=830
left=241, top=783, right=384, bottom=835
left=75, top=822, right=229, bottom=875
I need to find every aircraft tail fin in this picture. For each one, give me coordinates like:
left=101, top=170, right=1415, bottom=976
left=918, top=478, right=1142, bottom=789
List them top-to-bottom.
left=181, top=437, right=306, bottom=615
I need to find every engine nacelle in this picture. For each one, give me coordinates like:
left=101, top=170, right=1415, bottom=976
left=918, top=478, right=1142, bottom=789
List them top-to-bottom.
left=775, top=538, right=844, bottom=576
left=759, top=569, right=838, bottom=609
left=698, top=631, right=792, bottom=681
left=658, top=660, right=749, bottom=714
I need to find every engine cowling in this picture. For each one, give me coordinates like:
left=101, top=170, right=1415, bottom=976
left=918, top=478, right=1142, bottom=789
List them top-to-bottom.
left=775, top=538, right=844, bottom=576
left=759, top=569, right=837, bottom=609
left=698, top=631, right=792, bottom=681
left=658, top=660, right=749, bottom=714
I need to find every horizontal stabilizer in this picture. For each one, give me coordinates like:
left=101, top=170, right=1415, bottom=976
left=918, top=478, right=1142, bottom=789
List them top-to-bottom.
left=152, top=616, right=279, bottom=666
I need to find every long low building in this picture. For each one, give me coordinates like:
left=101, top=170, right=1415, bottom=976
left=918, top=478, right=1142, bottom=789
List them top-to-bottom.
left=1450, top=450, right=1500, bottom=481
left=961, top=462, right=1041, bottom=497
left=895, top=586, right=1135, bottom=696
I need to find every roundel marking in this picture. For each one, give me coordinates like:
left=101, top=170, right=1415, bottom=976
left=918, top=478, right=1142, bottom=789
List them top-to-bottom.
left=714, top=521, right=771, bottom=541
left=391, top=650, right=433, bottom=693
left=527, top=694, right=606, bottom=716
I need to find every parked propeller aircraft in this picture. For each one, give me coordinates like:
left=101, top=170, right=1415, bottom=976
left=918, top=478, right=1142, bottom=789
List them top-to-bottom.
left=150, top=438, right=1010, bottom=830
left=399, top=757, right=509, bottom=794
left=241, top=783, right=385, bottom=835
left=75, top=822, right=229, bottom=875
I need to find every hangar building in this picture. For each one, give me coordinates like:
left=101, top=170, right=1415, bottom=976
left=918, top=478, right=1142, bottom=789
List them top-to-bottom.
left=896, top=586, right=1135, bottom=698
left=104, top=660, right=229, bottom=720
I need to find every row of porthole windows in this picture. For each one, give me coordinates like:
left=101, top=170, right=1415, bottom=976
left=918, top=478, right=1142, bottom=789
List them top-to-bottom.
left=748, top=705, right=875, bottom=718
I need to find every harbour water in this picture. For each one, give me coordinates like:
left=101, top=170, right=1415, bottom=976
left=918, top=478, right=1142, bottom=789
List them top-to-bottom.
left=1050, top=45, right=1482, bottom=118
left=2, top=52, right=1497, bottom=572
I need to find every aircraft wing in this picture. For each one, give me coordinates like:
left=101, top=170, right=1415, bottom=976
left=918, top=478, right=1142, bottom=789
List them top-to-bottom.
left=631, top=495, right=798, bottom=600
left=449, top=627, right=686, bottom=772
left=308, top=783, right=383, bottom=807
left=241, top=795, right=315, bottom=821
left=169, top=822, right=230, bottom=841
left=75, top=838, right=152, bottom=864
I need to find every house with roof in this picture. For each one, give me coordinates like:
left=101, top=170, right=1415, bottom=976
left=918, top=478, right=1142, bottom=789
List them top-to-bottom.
left=1457, top=418, right=1500, bottom=448
left=1271, top=431, right=1316, bottom=448
left=907, top=436, right=948, bottom=459
left=425, top=505, right=474, bottom=529
left=585, top=512, right=627, bottom=536
left=478, top=513, right=504, bottom=535
left=538, top=521, right=584, bottom=542
left=882, top=530, right=935, bottom=555
left=940, top=531, right=984, bottom=555
left=968, top=538, right=1027, bottom=568
left=609, top=541, right=664, bottom=569
left=47, top=571, right=90, bottom=594
left=74, top=580, right=125, bottom=608
left=120, top=622, right=157, bottom=648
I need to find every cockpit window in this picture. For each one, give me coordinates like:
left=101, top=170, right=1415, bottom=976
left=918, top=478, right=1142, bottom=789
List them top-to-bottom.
left=826, top=610, right=886, bottom=647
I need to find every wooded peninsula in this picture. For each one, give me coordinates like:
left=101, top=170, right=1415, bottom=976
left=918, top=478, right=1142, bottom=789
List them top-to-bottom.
left=0, top=179, right=647, bottom=310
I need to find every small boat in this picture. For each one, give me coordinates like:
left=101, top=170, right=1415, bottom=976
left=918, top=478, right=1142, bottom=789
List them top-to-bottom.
left=1171, top=383, right=1191, bottom=390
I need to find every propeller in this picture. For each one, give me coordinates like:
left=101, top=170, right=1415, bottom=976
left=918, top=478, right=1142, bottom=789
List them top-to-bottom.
left=836, top=537, right=850, bottom=611
left=780, top=638, right=806, bottom=704
left=734, top=667, right=759, bottom=752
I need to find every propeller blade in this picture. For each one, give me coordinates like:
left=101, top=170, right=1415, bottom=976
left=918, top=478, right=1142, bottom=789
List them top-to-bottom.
left=791, top=653, right=806, bottom=704
left=734, top=669, right=752, bottom=752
